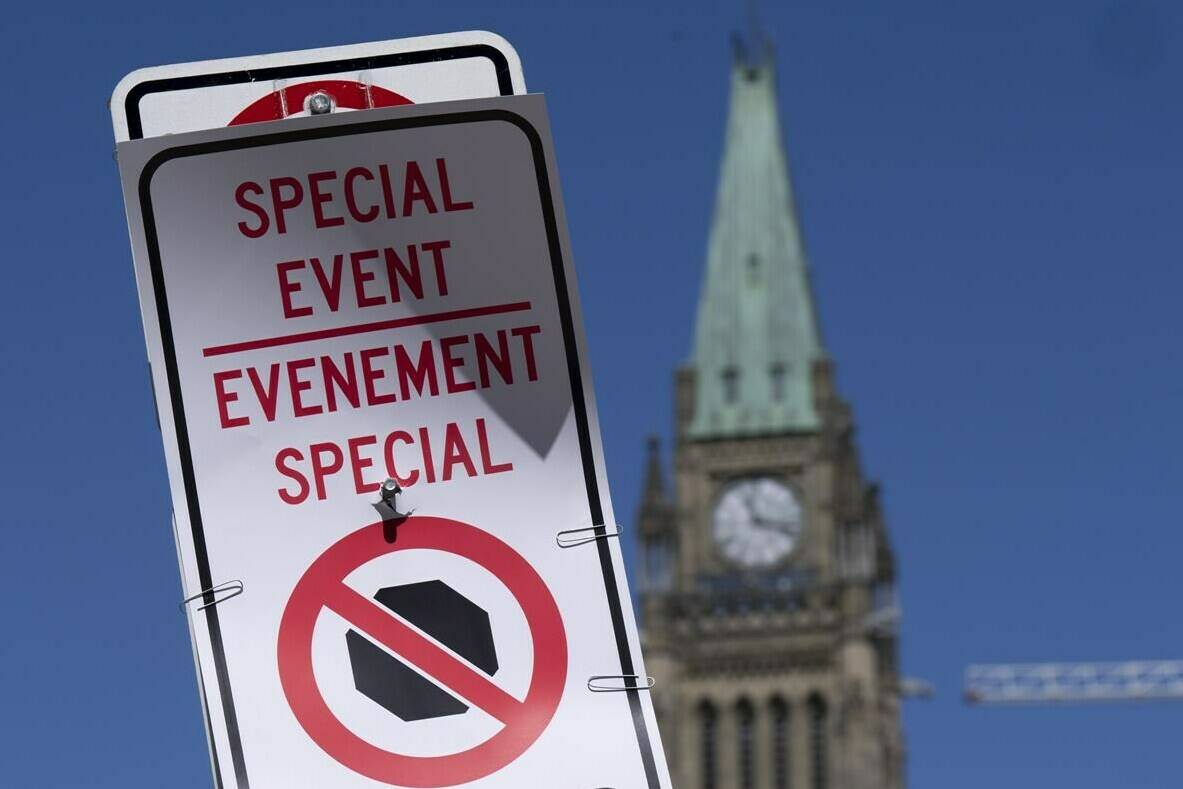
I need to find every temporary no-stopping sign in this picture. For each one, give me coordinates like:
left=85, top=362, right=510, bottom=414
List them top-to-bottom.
left=111, top=31, right=524, bottom=141
left=115, top=95, right=671, bottom=788
left=278, top=517, right=566, bottom=786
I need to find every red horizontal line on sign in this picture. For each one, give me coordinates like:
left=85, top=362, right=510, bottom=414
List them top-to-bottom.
left=201, top=301, right=533, bottom=357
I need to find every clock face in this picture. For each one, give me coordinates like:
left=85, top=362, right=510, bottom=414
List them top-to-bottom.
left=712, top=478, right=804, bottom=569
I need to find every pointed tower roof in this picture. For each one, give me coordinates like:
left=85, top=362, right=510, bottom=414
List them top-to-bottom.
left=687, top=43, right=825, bottom=439
left=641, top=435, right=667, bottom=508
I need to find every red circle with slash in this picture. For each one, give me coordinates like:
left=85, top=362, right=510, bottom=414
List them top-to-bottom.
left=229, top=79, right=412, bottom=126
left=277, top=517, right=567, bottom=787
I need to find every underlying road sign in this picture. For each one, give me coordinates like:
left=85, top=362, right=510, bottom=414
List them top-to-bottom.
left=111, top=31, right=524, bottom=141
left=228, top=81, right=413, bottom=127
left=115, top=95, right=671, bottom=787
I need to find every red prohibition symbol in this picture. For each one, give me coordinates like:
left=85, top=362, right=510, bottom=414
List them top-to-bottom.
left=277, top=517, right=568, bottom=787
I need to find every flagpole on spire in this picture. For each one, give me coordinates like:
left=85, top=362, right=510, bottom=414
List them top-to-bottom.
left=735, top=0, right=770, bottom=67
left=747, top=0, right=762, bottom=56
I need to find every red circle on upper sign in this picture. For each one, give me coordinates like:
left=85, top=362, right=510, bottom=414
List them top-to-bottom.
left=229, top=80, right=413, bottom=126
left=277, top=517, right=567, bottom=787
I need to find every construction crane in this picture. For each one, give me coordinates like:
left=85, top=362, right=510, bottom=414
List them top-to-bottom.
left=964, top=660, right=1183, bottom=705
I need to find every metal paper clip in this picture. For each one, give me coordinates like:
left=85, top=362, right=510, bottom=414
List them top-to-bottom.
left=556, top=524, right=622, bottom=549
left=180, top=580, right=244, bottom=612
left=587, top=674, right=656, bottom=693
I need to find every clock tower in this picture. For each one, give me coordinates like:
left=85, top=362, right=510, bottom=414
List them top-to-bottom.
left=636, top=40, right=906, bottom=789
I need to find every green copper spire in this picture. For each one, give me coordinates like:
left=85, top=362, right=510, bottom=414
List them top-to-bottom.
left=687, top=45, right=825, bottom=439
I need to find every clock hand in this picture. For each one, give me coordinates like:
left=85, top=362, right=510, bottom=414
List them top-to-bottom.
left=743, top=489, right=757, bottom=521
left=752, top=514, right=793, bottom=532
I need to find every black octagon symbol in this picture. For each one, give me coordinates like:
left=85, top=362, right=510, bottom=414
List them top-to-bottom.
left=346, top=580, right=498, bottom=721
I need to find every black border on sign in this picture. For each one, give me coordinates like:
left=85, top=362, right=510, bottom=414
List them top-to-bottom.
left=124, top=43, right=516, bottom=140
left=136, top=109, right=660, bottom=789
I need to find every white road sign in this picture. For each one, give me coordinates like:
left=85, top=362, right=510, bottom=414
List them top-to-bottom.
left=111, top=31, right=525, bottom=141
left=115, top=95, right=671, bottom=788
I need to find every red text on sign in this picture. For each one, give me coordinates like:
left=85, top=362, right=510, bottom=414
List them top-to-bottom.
left=235, top=158, right=474, bottom=239
left=276, top=240, right=452, bottom=319
left=212, top=325, right=541, bottom=428
left=274, top=417, right=513, bottom=504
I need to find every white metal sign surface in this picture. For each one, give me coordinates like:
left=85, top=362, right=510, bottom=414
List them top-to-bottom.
left=111, top=31, right=525, bottom=141
left=115, top=95, right=670, bottom=788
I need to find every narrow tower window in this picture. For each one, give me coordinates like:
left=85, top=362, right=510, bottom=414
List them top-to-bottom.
left=746, top=253, right=761, bottom=285
left=771, top=363, right=787, bottom=401
left=722, top=367, right=740, bottom=404
left=642, top=536, right=674, bottom=592
left=641, top=537, right=655, bottom=592
left=808, top=695, right=828, bottom=789
left=771, top=697, right=790, bottom=789
left=737, top=699, right=756, bottom=789
left=699, top=701, right=718, bottom=789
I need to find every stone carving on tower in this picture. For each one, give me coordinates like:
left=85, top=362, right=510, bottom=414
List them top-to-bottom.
left=637, top=36, right=906, bottom=789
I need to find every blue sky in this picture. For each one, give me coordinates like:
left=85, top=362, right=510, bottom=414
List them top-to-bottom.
left=2, top=1, right=1181, bottom=787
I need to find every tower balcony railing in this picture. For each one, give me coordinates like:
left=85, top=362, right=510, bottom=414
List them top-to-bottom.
left=657, top=576, right=842, bottom=631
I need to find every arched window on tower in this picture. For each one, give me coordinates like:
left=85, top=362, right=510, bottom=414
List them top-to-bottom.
left=808, top=695, right=828, bottom=789
left=770, top=696, right=790, bottom=789
left=737, top=698, right=755, bottom=789
left=699, top=700, right=718, bottom=789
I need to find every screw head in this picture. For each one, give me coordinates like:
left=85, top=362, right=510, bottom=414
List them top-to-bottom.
left=308, top=91, right=333, bottom=115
